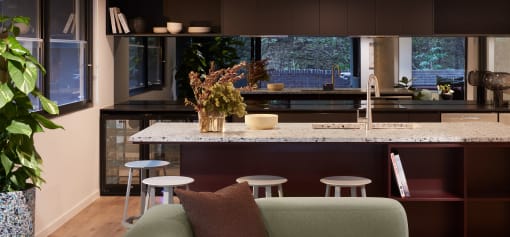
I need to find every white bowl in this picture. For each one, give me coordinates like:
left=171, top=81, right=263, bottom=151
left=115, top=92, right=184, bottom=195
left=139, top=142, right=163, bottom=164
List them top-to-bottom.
left=167, top=22, right=182, bottom=34
left=188, top=26, right=211, bottom=34
left=153, top=27, right=167, bottom=33
left=245, top=114, right=278, bottom=130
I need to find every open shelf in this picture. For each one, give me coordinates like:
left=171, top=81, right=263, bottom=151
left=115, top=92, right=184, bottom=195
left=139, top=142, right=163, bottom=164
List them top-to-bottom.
left=388, top=144, right=464, bottom=199
left=465, top=146, right=510, bottom=198
left=402, top=201, right=464, bottom=237
left=467, top=201, right=510, bottom=237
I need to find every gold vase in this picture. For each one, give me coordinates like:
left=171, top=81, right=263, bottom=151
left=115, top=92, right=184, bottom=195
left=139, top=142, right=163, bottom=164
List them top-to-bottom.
left=198, top=112, right=225, bottom=133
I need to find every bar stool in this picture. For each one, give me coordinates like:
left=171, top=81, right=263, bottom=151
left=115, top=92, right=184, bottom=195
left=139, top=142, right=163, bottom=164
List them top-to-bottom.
left=122, top=160, right=170, bottom=228
left=236, top=175, right=287, bottom=198
left=143, top=176, right=194, bottom=211
left=320, top=176, right=372, bottom=197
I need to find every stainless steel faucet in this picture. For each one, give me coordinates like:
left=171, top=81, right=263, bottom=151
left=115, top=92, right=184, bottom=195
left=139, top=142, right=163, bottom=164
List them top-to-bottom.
left=366, top=74, right=380, bottom=129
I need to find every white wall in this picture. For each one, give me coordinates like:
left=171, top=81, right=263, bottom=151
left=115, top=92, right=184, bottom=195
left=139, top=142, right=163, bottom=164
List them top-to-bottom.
left=34, top=0, right=114, bottom=236
left=398, top=37, right=412, bottom=83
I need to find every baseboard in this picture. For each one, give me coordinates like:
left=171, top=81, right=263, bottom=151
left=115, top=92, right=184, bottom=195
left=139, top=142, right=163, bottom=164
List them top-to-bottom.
left=35, top=190, right=100, bottom=237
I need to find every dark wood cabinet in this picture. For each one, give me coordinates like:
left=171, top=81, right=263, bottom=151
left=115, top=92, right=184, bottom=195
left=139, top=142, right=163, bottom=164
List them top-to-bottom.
left=222, top=0, right=319, bottom=35
left=319, top=0, right=348, bottom=35
left=347, top=0, right=376, bottom=35
left=376, top=0, right=433, bottom=35
left=435, top=0, right=510, bottom=34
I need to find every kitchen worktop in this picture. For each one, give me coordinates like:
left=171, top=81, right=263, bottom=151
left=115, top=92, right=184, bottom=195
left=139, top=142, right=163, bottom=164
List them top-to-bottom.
left=129, top=122, right=510, bottom=143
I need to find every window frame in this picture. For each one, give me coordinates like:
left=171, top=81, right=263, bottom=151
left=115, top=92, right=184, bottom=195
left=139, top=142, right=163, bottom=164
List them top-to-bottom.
left=41, top=0, right=93, bottom=115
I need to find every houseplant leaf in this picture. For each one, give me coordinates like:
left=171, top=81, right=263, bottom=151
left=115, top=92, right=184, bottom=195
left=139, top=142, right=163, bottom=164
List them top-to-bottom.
left=0, top=82, right=14, bottom=108
left=32, top=113, right=64, bottom=129
left=6, top=120, right=32, bottom=137
left=0, top=153, right=13, bottom=176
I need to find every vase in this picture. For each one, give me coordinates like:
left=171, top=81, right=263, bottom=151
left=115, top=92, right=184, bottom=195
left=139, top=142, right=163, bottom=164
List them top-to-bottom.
left=440, top=93, right=453, bottom=100
left=198, top=112, right=225, bottom=133
left=0, top=187, right=36, bottom=236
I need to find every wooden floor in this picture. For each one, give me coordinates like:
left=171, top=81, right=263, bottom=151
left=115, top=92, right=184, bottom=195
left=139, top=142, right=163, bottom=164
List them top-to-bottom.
left=49, top=196, right=140, bottom=237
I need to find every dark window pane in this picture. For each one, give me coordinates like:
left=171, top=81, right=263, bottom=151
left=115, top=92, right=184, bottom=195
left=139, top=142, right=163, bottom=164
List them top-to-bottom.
left=0, top=0, right=40, bottom=38
left=129, top=37, right=146, bottom=90
left=147, top=37, right=162, bottom=87
left=261, top=37, right=353, bottom=88
left=411, top=37, right=466, bottom=99
left=48, top=41, right=88, bottom=105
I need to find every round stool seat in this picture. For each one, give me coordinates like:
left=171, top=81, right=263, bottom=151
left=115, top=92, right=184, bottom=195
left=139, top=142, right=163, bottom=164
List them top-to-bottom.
left=125, top=160, right=170, bottom=169
left=236, top=175, right=287, bottom=198
left=236, top=175, right=288, bottom=186
left=142, top=176, right=194, bottom=187
left=143, top=176, right=194, bottom=210
left=320, top=176, right=372, bottom=197
left=320, top=176, right=372, bottom=186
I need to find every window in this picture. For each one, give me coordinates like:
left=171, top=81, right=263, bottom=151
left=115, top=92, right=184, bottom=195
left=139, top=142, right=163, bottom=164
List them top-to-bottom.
left=2, top=0, right=92, bottom=113
left=47, top=0, right=92, bottom=110
left=128, top=37, right=165, bottom=96
left=260, top=37, right=354, bottom=88
left=410, top=37, right=466, bottom=99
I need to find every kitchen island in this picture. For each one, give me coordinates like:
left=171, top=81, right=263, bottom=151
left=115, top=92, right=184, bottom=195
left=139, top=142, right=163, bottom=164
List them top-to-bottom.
left=130, top=122, right=510, bottom=237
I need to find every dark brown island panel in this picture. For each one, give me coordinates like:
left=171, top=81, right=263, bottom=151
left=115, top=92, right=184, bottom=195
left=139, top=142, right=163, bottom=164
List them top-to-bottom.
left=178, top=142, right=510, bottom=237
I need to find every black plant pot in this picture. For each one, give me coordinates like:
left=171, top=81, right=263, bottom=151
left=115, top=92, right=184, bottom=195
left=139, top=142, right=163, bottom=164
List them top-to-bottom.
left=440, top=93, right=453, bottom=100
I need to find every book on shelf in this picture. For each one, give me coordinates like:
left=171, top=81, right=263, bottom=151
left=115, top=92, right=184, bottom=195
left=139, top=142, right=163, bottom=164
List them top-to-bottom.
left=108, top=7, right=117, bottom=34
left=112, top=7, right=124, bottom=33
left=117, top=12, right=131, bottom=34
left=62, top=13, right=75, bottom=34
left=390, top=152, right=410, bottom=197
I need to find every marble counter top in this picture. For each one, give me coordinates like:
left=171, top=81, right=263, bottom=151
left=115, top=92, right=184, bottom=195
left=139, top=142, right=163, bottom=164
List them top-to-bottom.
left=129, top=122, right=510, bottom=143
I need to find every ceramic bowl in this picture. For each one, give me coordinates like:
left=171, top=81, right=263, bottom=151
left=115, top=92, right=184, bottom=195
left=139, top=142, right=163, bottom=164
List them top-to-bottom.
left=167, top=22, right=182, bottom=34
left=188, top=26, right=211, bottom=33
left=153, top=27, right=167, bottom=33
left=267, top=83, right=284, bottom=91
left=245, top=114, right=278, bottom=130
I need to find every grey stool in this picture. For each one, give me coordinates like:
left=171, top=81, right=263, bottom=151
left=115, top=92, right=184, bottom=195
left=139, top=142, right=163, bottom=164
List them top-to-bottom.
left=122, top=160, right=170, bottom=228
left=236, top=175, right=287, bottom=198
left=320, top=176, right=372, bottom=197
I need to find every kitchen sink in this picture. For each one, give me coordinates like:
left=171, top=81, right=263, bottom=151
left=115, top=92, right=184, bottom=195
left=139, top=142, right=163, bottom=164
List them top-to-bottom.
left=312, top=122, right=416, bottom=129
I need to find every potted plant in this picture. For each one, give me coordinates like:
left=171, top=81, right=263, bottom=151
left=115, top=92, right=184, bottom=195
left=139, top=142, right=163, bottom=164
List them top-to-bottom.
left=0, top=16, right=62, bottom=236
left=246, top=58, right=270, bottom=89
left=185, top=62, right=247, bottom=132
left=437, top=84, right=454, bottom=100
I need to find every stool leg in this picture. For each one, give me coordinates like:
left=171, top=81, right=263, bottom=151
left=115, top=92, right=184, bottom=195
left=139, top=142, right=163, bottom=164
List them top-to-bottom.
left=122, top=168, right=133, bottom=226
left=140, top=168, right=147, bottom=214
left=278, top=184, right=284, bottom=197
left=325, top=184, right=330, bottom=197
left=162, top=186, right=171, bottom=204
left=253, top=186, right=259, bottom=198
left=265, top=186, right=271, bottom=198
left=334, top=186, right=341, bottom=197
left=361, top=186, right=367, bottom=197
left=144, top=187, right=152, bottom=213
left=350, top=187, right=357, bottom=197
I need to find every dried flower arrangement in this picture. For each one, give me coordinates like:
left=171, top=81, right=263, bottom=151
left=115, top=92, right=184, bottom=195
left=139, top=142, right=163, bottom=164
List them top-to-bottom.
left=246, top=58, right=270, bottom=88
left=185, top=61, right=247, bottom=118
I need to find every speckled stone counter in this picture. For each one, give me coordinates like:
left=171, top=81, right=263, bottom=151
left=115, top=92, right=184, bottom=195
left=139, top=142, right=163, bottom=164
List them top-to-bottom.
left=130, top=122, right=510, bottom=143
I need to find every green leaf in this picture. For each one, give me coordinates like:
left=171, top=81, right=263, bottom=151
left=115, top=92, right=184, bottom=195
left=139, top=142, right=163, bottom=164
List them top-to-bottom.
left=7, top=36, right=30, bottom=56
left=8, top=60, right=36, bottom=94
left=0, top=82, right=14, bottom=108
left=37, top=93, right=60, bottom=115
left=32, top=113, right=63, bottom=129
left=6, top=120, right=32, bottom=137
left=1, top=153, right=13, bottom=176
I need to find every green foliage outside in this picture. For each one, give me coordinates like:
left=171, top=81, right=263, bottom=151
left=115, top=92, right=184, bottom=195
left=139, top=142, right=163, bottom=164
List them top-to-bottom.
left=261, top=37, right=352, bottom=71
left=412, top=37, right=465, bottom=70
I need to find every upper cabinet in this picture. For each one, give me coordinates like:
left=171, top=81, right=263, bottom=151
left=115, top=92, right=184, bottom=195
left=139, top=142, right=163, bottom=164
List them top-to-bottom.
left=222, top=0, right=319, bottom=35
left=319, top=0, right=347, bottom=35
left=347, top=0, right=376, bottom=35
left=376, top=0, right=433, bottom=35
left=435, top=0, right=510, bottom=34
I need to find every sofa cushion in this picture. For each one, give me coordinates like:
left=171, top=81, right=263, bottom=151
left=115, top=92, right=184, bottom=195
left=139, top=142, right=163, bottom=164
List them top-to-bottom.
left=174, top=182, right=268, bottom=237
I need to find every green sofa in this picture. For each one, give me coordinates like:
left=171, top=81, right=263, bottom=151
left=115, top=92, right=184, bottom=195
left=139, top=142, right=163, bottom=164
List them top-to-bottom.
left=125, top=197, right=408, bottom=237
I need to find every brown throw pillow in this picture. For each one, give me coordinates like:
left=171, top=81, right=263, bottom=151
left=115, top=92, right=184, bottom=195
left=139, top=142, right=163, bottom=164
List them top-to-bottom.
left=174, top=182, right=268, bottom=237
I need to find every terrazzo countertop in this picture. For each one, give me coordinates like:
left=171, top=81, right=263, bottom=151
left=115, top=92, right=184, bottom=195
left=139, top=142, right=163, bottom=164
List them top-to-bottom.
left=129, top=122, right=510, bottom=143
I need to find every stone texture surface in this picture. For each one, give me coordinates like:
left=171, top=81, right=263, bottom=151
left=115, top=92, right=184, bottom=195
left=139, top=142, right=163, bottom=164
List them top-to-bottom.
left=130, top=122, right=510, bottom=143
left=0, top=188, right=35, bottom=236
